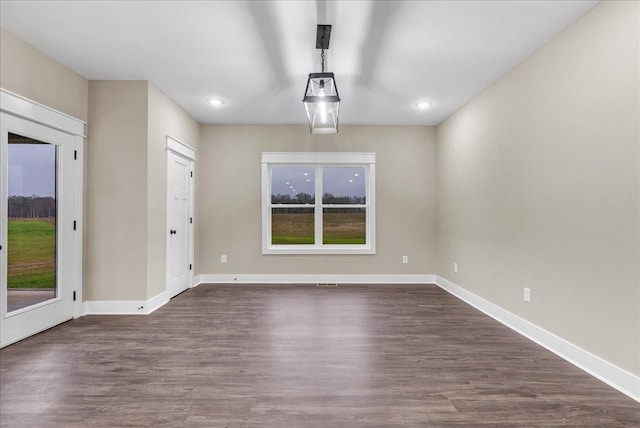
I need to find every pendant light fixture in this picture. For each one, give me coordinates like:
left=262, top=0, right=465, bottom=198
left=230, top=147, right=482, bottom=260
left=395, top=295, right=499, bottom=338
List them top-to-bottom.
left=303, top=25, right=340, bottom=134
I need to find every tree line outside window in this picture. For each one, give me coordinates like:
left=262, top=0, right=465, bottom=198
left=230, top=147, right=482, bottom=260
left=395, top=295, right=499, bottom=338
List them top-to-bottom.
left=271, top=193, right=366, bottom=214
left=271, top=193, right=366, bottom=204
left=7, top=195, right=56, bottom=218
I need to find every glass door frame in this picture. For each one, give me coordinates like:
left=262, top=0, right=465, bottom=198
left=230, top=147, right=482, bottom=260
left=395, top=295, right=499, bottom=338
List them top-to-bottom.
left=0, top=89, right=84, bottom=347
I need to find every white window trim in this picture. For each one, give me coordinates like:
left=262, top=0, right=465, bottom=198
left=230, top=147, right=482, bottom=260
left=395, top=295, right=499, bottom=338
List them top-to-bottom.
left=262, top=152, right=376, bottom=255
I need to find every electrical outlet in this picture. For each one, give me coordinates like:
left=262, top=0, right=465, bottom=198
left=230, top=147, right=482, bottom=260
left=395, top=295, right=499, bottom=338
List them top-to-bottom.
left=221, top=254, right=227, bottom=264
left=402, top=255, right=409, bottom=264
left=453, top=262, right=458, bottom=273
left=524, top=287, right=531, bottom=303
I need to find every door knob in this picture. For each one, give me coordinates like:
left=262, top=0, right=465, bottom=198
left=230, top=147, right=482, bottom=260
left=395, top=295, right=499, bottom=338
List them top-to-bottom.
left=170, top=229, right=177, bottom=235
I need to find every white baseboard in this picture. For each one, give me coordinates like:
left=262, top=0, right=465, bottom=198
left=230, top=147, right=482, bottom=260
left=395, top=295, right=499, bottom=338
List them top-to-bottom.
left=194, top=273, right=436, bottom=285
left=435, top=275, right=640, bottom=403
left=83, top=291, right=169, bottom=315
left=147, top=291, right=170, bottom=313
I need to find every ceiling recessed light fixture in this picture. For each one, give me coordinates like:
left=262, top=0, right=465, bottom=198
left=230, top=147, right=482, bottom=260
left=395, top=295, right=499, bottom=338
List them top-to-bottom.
left=303, top=24, right=340, bottom=134
left=208, top=98, right=224, bottom=106
left=415, top=101, right=431, bottom=110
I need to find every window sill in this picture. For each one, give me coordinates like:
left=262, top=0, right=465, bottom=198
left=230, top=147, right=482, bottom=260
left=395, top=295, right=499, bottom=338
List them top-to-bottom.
left=263, top=245, right=376, bottom=255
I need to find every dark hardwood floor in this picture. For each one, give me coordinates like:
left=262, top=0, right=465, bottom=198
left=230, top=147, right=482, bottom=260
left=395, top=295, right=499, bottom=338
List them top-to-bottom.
left=1, top=284, right=638, bottom=427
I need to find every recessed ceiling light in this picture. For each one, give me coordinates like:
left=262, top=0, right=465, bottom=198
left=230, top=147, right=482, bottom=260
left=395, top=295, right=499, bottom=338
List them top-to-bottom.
left=208, top=98, right=224, bottom=106
left=415, top=101, right=431, bottom=109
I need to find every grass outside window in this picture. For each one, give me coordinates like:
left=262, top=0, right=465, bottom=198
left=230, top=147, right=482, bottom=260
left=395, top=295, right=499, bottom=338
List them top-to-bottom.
left=7, top=218, right=56, bottom=289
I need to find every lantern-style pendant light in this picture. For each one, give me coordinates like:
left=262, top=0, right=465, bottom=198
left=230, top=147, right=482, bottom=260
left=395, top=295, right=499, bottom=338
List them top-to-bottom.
left=303, top=25, right=340, bottom=134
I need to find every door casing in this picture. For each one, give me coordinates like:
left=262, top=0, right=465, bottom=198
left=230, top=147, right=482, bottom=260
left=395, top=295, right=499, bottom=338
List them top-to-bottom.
left=165, top=136, right=195, bottom=299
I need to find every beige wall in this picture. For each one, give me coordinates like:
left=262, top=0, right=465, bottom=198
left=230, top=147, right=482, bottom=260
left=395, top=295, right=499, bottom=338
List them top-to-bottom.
left=436, top=0, right=639, bottom=375
left=0, top=29, right=88, bottom=121
left=86, top=81, right=149, bottom=301
left=87, top=81, right=199, bottom=301
left=147, top=83, right=200, bottom=298
left=197, top=125, right=437, bottom=275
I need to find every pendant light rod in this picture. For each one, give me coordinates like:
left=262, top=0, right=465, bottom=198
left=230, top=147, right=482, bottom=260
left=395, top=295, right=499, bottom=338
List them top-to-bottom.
left=316, top=25, right=331, bottom=49
left=318, top=25, right=331, bottom=73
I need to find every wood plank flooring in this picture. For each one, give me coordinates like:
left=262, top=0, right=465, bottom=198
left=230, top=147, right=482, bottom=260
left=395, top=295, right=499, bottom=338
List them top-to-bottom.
left=1, top=284, right=638, bottom=427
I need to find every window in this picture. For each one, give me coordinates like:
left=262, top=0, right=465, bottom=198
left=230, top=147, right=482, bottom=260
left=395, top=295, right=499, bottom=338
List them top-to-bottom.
left=262, top=152, right=376, bottom=254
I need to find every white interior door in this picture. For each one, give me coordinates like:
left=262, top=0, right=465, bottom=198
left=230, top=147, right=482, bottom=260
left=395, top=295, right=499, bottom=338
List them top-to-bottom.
left=0, top=113, right=76, bottom=347
left=166, top=149, right=193, bottom=298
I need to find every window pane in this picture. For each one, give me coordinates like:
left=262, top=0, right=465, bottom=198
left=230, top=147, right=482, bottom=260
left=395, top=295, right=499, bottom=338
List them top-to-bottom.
left=7, top=133, right=57, bottom=312
left=271, top=167, right=315, bottom=204
left=322, top=167, right=366, bottom=204
left=272, top=208, right=314, bottom=245
left=323, top=208, right=366, bottom=245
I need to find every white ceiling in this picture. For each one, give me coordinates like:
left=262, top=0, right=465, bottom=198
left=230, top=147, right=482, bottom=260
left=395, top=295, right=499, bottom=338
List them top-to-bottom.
left=0, top=0, right=599, bottom=126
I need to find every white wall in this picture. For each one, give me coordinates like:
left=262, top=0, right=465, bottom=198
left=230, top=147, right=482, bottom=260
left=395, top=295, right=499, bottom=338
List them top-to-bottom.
left=436, top=1, right=639, bottom=376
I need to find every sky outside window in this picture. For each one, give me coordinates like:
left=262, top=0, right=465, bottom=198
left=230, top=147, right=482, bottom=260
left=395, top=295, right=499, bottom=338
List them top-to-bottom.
left=8, top=136, right=56, bottom=197
left=271, top=166, right=366, bottom=202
